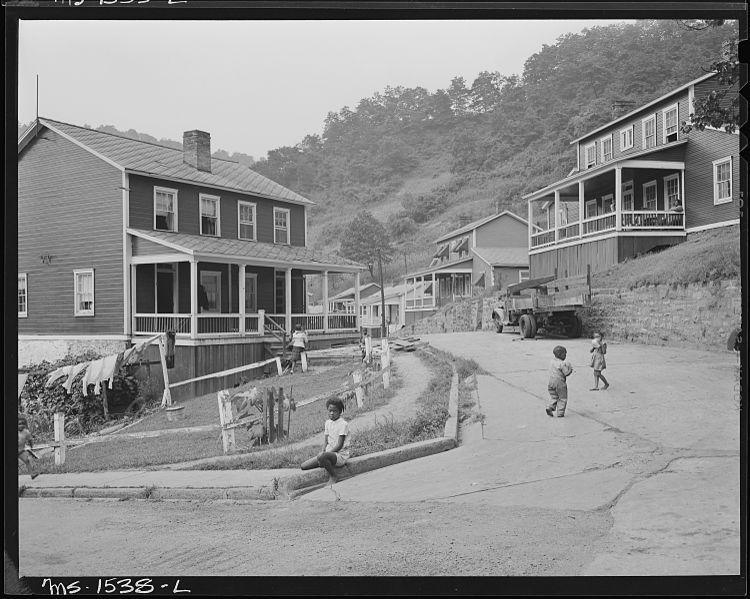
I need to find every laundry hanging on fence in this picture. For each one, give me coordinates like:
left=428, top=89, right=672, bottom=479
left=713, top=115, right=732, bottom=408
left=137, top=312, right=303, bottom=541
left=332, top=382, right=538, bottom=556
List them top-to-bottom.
left=81, top=353, right=121, bottom=395
left=45, top=362, right=90, bottom=394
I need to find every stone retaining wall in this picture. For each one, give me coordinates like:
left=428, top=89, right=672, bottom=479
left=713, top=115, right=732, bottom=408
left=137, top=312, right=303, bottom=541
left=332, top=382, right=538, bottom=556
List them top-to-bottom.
left=401, top=279, right=741, bottom=351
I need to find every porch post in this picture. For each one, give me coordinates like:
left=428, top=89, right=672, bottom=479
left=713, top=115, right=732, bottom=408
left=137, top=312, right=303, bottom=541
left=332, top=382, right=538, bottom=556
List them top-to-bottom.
left=615, top=167, right=623, bottom=231
left=681, top=168, right=686, bottom=228
left=578, top=181, right=585, bottom=238
left=554, top=190, right=560, bottom=243
left=527, top=199, right=533, bottom=249
left=190, top=259, right=198, bottom=339
left=239, top=263, right=246, bottom=334
left=130, top=264, right=137, bottom=336
left=285, top=267, right=292, bottom=333
left=322, top=271, right=329, bottom=333
left=354, top=271, right=361, bottom=330
left=432, top=273, right=436, bottom=309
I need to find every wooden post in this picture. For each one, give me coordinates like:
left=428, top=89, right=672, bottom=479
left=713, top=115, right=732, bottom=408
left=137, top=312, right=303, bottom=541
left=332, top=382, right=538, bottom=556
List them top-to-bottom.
left=158, top=333, right=173, bottom=407
left=364, top=335, right=372, bottom=365
left=381, top=338, right=390, bottom=390
left=301, top=351, right=308, bottom=373
left=275, top=356, right=283, bottom=376
left=352, top=370, right=364, bottom=408
left=101, top=385, right=110, bottom=421
left=277, top=387, right=284, bottom=440
left=267, top=388, right=276, bottom=443
left=217, top=390, right=235, bottom=454
left=262, top=393, right=269, bottom=445
left=54, top=411, right=66, bottom=466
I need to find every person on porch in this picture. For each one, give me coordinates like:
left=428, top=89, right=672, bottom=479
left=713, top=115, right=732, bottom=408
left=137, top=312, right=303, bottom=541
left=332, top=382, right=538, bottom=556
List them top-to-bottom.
left=198, top=284, right=210, bottom=313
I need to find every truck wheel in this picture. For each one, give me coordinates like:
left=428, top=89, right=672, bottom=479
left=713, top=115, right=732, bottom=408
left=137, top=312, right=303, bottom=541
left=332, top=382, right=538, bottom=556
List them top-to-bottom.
left=520, top=315, right=536, bottom=338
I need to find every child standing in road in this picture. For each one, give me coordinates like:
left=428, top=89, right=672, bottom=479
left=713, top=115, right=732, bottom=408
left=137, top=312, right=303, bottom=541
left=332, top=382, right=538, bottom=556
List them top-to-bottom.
left=589, top=332, right=609, bottom=391
left=546, top=345, right=573, bottom=418
left=300, top=398, right=350, bottom=484
left=18, top=415, right=39, bottom=479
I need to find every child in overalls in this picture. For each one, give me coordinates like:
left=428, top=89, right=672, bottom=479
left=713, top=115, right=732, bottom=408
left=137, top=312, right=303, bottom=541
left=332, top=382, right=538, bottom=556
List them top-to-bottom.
left=546, top=345, right=573, bottom=418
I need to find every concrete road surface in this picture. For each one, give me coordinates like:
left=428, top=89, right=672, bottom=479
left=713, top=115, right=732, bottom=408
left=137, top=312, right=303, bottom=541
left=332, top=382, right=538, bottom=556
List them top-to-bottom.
left=301, top=332, right=741, bottom=576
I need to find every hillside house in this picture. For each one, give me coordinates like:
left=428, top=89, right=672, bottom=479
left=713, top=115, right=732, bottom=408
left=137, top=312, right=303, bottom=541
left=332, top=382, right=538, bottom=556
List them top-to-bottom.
left=524, top=73, right=740, bottom=278
left=18, top=119, right=365, bottom=397
left=404, top=211, right=529, bottom=325
left=327, top=282, right=381, bottom=314
left=359, top=282, right=410, bottom=336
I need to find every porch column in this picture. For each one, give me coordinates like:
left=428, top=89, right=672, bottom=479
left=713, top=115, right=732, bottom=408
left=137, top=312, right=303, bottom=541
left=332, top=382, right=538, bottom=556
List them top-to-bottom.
left=615, top=166, right=623, bottom=232
left=681, top=168, right=686, bottom=228
left=578, top=181, right=585, bottom=238
left=554, top=190, right=560, bottom=243
left=527, top=199, right=533, bottom=249
left=190, top=259, right=198, bottom=339
left=239, top=263, right=246, bottom=334
left=130, top=264, right=137, bottom=336
left=285, top=267, right=292, bottom=333
left=322, top=271, right=329, bottom=333
left=354, top=271, right=361, bottom=330
left=432, top=273, right=436, bottom=309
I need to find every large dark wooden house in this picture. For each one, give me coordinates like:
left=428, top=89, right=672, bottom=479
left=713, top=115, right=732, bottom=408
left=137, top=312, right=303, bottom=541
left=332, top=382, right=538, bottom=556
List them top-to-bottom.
left=524, top=72, right=740, bottom=278
left=18, top=119, right=365, bottom=397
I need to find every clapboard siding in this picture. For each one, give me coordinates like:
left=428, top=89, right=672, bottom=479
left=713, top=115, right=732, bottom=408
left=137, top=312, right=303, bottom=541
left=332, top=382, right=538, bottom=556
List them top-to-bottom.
left=577, top=90, right=691, bottom=167
left=684, top=128, right=740, bottom=229
left=18, top=129, right=124, bottom=334
left=128, top=174, right=306, bottom=246
left=475, top=215, right=528, bottom=247
left=131, top=236, right=170, bottom=256
left=531, top=237, right=618, bottom=279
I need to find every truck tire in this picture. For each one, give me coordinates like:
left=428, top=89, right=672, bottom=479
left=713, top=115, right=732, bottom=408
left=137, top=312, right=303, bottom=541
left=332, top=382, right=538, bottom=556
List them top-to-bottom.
left=520, top=314, right=537, bottom=338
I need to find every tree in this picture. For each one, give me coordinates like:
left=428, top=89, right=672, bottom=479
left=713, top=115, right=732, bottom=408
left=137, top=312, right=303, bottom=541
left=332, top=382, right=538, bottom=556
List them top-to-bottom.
left=338, top=210, right=393, bottom=279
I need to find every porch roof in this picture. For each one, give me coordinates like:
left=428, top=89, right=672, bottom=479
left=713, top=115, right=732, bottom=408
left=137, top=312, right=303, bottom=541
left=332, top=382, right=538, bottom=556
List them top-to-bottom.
left=523, top=140, right=687, bottom=202
left=128, top=228, right=365, bottom=272
left=471, top=246, right=529, bottom=268
left=405, top=256, right=473, bottom=279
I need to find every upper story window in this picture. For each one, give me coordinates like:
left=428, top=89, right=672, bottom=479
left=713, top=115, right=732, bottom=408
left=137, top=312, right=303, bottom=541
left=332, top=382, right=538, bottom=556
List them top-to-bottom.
left=663, top=104, right=679, bottom=143
left=642, top=114, right=656, bottom=149
left=620, top=125, right=634, bottom=151
left=600, top=134, right=613, bottom=162
left=584, top=143, right=596, bottom=168
left=713, top=157, right=732, bottom=204
left=664, top=174, right=681, bottom=209
left=622, top=180, right=634, bottom=211
left=643, top=180, right=658, bottom=211
left=154, top=187, right=178, bottom=232
left=200, top=194, right=220, bottom=236
left=238, top=201, right=257, bottom=241
left=274, top=207, right=290, bottom=244
left=74, top=269, right=95, bottom=316
left=18, top=274, right=28, bottom=318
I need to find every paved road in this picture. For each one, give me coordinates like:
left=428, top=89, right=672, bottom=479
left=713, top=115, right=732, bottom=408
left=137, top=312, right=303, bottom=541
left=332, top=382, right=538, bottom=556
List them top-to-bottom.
left=17, top=332, right=741, bottom=579
left=301, top=332, right=741, bottom=576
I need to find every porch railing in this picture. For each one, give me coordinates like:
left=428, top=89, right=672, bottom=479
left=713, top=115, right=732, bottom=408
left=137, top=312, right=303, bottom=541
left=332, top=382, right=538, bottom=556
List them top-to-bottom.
left=621, top=210, right=684, bottom=229
left=582, top=213, right=617, bottom=236
left=558, top=222, right=580, bottom=240
left=530, top=229, right=556, bottom=249
left=134, top=314, right=191, bottom=335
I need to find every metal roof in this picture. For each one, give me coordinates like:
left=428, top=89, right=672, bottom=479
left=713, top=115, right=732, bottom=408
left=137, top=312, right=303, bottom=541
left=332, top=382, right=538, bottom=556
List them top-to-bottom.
left=28, top=118, right=314, bottom=206
left=435, top=211, right=529, bottom=243
left=128, top=228, right=364, bottom=271
left=471, top=247, right=529, bottom=267
left=405, top=256, right=473, bottom=279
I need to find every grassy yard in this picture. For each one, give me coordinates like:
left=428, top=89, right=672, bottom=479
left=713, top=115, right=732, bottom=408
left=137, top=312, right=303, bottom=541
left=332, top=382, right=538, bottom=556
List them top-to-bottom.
left=593, top=224, right=740, bottom=289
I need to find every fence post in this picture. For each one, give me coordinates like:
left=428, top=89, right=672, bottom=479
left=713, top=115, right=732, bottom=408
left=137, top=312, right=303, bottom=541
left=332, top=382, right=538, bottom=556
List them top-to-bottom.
left=258, top=309, right=265, bottom=335
left=158, top=333, right=173, bottom=407
left=364, top=335, right=373, bottom=365
left=381, top=338, right=390, bottom=390
left=301, top=350, right=308, bottom=373
left=275, top=356, right=283, bottom=376
left=352, top=370, right=364, bottom=408
left=101, top=385, right=110, bottom=420
left=277, top=387, right=284, bottom=440
left=267, top=388, right=276, bottom=443
left=217, top=390, right=235, bottom=454
left=54, top=411, right=66, bottom=466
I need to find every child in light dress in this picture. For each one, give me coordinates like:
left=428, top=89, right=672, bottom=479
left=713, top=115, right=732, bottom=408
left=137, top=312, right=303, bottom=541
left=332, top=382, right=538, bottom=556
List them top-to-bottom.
left=589, top=332, right=609, bottom=391
left=546, top=345, right=573, bottom=418
left=300, top=398, right=350, bottom=484
left=18, top=415, right=39, bottom=479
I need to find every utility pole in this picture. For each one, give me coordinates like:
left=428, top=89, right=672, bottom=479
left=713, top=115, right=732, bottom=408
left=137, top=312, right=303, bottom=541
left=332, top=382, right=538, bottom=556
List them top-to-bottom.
left=377, top=249, right=387, bottom=339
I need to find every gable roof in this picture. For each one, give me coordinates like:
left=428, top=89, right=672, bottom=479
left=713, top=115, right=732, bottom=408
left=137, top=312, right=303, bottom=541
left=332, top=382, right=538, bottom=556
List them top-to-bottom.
left=570, top=72, right=717, bottom=145
left=20, top=118, right=314, bottom=206
left=435, top=211, right=528, bottom=243
left=128, top=228, right=363, bottom=271
left=471, top=246, right=529, bottom=268
left=405, top=256, right=473, bottom=279
left=329, top=283, right=381, bottom=301
left=360, top=283, right=405, bottom=305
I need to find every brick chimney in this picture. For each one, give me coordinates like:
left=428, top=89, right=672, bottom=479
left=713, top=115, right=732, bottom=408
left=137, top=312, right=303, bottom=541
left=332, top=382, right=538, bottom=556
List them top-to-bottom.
left=611, top=100, right=636, bottom=120
left=183, top=130, right=212, bottom=172
left=458, top=215, right=472, bottom=227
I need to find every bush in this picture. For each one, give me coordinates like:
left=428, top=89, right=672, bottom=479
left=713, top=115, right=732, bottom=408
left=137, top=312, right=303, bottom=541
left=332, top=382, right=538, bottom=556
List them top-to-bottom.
left=19, top=351, right=155, bottom=440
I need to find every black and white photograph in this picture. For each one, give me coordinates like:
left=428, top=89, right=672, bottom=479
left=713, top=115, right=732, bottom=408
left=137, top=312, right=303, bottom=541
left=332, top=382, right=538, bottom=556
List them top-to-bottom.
left=6, top=1, right=745, bottom=594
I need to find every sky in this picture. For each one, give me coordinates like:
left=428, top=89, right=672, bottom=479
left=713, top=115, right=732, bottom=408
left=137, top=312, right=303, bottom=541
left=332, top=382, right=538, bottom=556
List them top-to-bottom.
left=18, top=18, right=633, bottom=160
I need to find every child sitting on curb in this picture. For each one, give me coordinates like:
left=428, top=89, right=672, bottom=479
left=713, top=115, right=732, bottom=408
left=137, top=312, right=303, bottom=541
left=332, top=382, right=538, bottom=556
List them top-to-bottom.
left=300, top=398, right=350, bottom=484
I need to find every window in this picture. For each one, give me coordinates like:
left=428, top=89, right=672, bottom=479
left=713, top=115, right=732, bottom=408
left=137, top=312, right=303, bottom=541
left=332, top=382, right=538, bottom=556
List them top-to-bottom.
left=663, top=104, right=678, bottom=143
left=642, top=114, right=656, bottom=149
left=620, top=125, right=634, bottom=151
left=600, top=135, right=613, bottom=162
left=584, top=143, right=596, bottom=168
left=713, top=157, right=732, bottom=204
left=664, top=174, right=681, bottom=209
left=622, top=180, right=634, bottom=211
left=643, top=181, right=658, bottom=211
left=154, top=187, right=178, bottom=231
left=200, top=194, right=220, bottom=236
left=602, top=194, right=614, bottom=214
left=585, top=199, right=598, bottom=218
left=238, top=201, right=256, bottom=241
left=274, top=207, right=290, bottom=244
left=74, top=269, right=95, bottom=316
left=519, top=270, right=530, bottom=282
left=200, top=271, right=221, bottom=312
left=244, top=273, right=257, bottom=312
left=18, top=274, right=28, bottom=317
